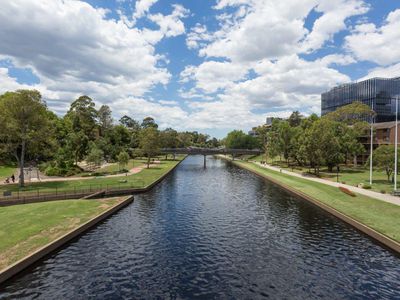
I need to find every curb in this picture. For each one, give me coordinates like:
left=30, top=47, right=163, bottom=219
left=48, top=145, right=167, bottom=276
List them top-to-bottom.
left=221, top=156, right=400, bottom=254
left=0, top=195, right=134, bottom=285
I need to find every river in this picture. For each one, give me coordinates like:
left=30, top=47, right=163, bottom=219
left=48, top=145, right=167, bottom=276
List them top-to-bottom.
left=1, top=156, right=399, bottom=299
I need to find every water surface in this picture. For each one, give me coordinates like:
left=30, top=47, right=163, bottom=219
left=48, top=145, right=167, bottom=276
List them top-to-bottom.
left=1, top=156, right=399, bottom=299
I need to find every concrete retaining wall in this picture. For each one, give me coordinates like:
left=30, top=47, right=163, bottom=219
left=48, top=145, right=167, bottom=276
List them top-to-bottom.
left=225, top=158, right=400, bottom=255
left=0, top=195, right=134, bottom=285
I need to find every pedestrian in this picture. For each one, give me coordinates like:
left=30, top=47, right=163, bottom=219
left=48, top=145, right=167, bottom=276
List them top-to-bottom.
left=11, top=174, right=15, bottom=183
left=4, top=177, right=10, bottom=184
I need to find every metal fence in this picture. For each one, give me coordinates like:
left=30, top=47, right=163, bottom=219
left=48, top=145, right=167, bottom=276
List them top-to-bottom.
left=0, top=180, right=145, bottom=203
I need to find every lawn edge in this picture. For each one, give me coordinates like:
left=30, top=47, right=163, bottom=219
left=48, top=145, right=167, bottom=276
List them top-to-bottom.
left=0, top=156, right=187, bottom=206
left=219, top=156, right=400, bottom=255
left=0, top=195, right=134, bottom=284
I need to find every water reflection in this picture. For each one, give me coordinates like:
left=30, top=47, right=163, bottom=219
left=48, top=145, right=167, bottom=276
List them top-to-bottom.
left=1, top=155, right=399, bottom=299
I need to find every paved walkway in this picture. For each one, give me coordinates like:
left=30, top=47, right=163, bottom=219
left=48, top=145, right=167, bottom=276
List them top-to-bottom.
left=253, top=161, right=400, bottom=207
left=1, top=162, right=160, bottom=185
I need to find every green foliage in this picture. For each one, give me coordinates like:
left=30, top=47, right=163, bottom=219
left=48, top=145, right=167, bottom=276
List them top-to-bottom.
left=0, top=89, right=54, bottom=186
left=324, top=101, right=376, bottom=125
left=141, top=116, right=158, bottom=129
left=139, top=127, right=160, bottom=168
left=225, top=130, right=259, bottom=149
left=85, top=144, right=104, bottom=169
left=370, top=145, right=398, bottom=182
left=117, top=151, right=130, bottom=170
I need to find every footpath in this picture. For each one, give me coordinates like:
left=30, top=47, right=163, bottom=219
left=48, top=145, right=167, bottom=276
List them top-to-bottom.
left=253, top=161, right=400, bottom=207
left=1, top=162, right=160, bottom=186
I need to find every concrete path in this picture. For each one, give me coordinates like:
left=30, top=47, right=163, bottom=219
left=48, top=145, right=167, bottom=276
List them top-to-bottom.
left=1, top=162, right=160, bottom=185
left=253, top=162, right=400, bottom=207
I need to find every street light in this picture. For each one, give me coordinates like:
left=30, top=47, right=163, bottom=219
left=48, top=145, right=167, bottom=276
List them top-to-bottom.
left=395, top=96, right=399, bottom=191
left=370, top=101, right=374, bottom=185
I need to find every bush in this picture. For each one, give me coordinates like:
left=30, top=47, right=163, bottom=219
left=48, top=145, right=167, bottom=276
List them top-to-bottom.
left=341, top=181, right=346, bottom=184
left=362, top=184, right=372, bottom=189
left=339, top=186, right=356, bottom=197
left=380, top=189, right=386, bottom=194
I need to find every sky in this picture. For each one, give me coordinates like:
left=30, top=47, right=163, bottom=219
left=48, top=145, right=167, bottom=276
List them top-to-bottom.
left=1, top=0, right=400, bottom=138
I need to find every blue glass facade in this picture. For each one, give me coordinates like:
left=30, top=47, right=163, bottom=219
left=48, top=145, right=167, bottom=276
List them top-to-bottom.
left=321, top=77, right=400, bottom=122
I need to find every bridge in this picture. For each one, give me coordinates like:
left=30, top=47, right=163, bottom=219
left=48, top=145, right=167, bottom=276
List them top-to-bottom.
left=160, top=147, right=263, bottom=167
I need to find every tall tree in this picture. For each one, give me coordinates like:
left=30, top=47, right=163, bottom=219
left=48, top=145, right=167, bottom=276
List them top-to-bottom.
left=0, top=90, right=53, bottom=187
left=66, top=95, right=98, bottom=138
left=324, top=101, right=376, bottom=125
left=98, top=105, right=113, bottom=136
left=288, top=111, right=303, bottom=127
left=141, top=116, right=158, bottom=129
left=139, top=127, right=160, bottom=168
left=371, top=145, right=398, bottom=182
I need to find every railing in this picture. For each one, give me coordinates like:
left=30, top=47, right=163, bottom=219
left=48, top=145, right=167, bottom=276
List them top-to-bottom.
left=0, top=180, right=145, bottom=203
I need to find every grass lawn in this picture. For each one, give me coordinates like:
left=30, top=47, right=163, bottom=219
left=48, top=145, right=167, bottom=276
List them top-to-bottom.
left=235, top=154, right=399, bottom=195
left=0, top=156, right=185, bottom=196
left=94, top=158, right=147, bottom=174
left=232, top=160, right=400, bottom=243
left=0, top=166, right=17, bottom=181
left=0, top=198, right=124, bottom=270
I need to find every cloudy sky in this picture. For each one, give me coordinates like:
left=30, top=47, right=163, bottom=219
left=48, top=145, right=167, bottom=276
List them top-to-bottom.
left=0, top=0, right=399, bottom=137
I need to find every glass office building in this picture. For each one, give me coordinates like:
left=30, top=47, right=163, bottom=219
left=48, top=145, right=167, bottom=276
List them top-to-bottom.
left=321, top=77, right=400, bottom=122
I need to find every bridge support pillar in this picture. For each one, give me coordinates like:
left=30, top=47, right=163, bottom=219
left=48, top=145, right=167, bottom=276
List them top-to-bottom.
left=203, top=155, right=206, bottom=168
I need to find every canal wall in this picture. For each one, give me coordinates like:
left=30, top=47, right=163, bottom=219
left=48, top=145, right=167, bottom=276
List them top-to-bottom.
left=219, top=156, right=400, bottom=254
left=0, top=195, right=134, bottom=285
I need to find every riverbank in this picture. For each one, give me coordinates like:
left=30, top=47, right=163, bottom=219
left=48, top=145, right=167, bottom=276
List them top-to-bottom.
left=0, top=156, right=186, bottom=203
left=220, top=156, right=400, bottom=251
left=0, top=197, right=129, bottom=272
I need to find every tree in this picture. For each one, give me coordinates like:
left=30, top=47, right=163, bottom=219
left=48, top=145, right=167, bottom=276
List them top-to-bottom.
left=0, top=90, right=53, bottom=187
left=66, top=95, right=98, bottom=138
left=324, top=101, right=376, bottom=125
left=98, top=105, right=113, bottom=136
left=288, top=111, right=303, bottom=127
left=119, top=115, right=140, bottom=130
left=141, top=116, right=158, bottom=129
left=139, top=127, right=160, bottom=168
left=160, top=128, right=178, bottom=149
left=225, top=130, right=259, bottom=149
left=85, top=144, right=104, bottom=170
left=371, top=145, right=397, bottom=182
left=117, top=151, right=130, bottom=171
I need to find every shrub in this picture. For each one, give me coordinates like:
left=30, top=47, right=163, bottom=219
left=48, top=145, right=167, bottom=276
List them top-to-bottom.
left=341, top=181, right=346, bottom=184
left=362, top=184, right=372, bottom=189
left=339, top=186, right=356, bottom=197
left=380, top=189, right=386, bottom=194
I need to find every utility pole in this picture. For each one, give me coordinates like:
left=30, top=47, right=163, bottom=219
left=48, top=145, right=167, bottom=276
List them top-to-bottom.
left=395, top=96, right=399, bottom=191
left=370, top=101, right=374, bottom=185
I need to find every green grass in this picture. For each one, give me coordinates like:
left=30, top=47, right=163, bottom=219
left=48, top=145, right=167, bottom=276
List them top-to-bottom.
left=0, top=156, right=185, bottom=197
left=94, top=158, right=147, bottom=174
left=232, top=160, right=400, bottom=243
left=259, top=160, right=399, bottom=194
left=0, top=165, right=17, bottom=181
left=0, top=198, right=123, bottom=269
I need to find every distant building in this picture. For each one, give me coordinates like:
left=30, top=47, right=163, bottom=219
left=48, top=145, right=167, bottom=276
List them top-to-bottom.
left=321, top=77, right=400, bottom=123
left=266, top=117, right=282, bottom=126
left=357, top=121, right=400, bottom=163
left=248, top=127, right=258, bottom=137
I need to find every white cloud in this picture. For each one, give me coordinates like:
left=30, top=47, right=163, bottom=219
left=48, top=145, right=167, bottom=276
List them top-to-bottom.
left=133, top=0, right=158, bottom=18
left=301, top=0, right=369, bottom=52
left=148, top=4, right=189, bottom=38
left=345, top=9, right=400, bottom=65
left=180, top=61, right=249, bottom=93
left=360, top=63, right=400, bottom=81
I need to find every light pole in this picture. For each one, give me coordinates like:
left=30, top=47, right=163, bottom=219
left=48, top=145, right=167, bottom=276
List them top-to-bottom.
left=395, top=96, right=399, bottom=191
left=370, top=101, right=374, bottom=185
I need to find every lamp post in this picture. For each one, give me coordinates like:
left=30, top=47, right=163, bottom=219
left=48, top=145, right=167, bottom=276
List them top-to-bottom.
left=395, top=96, right=399, bottom=191
left=370, top=101, right=374, bottom=185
